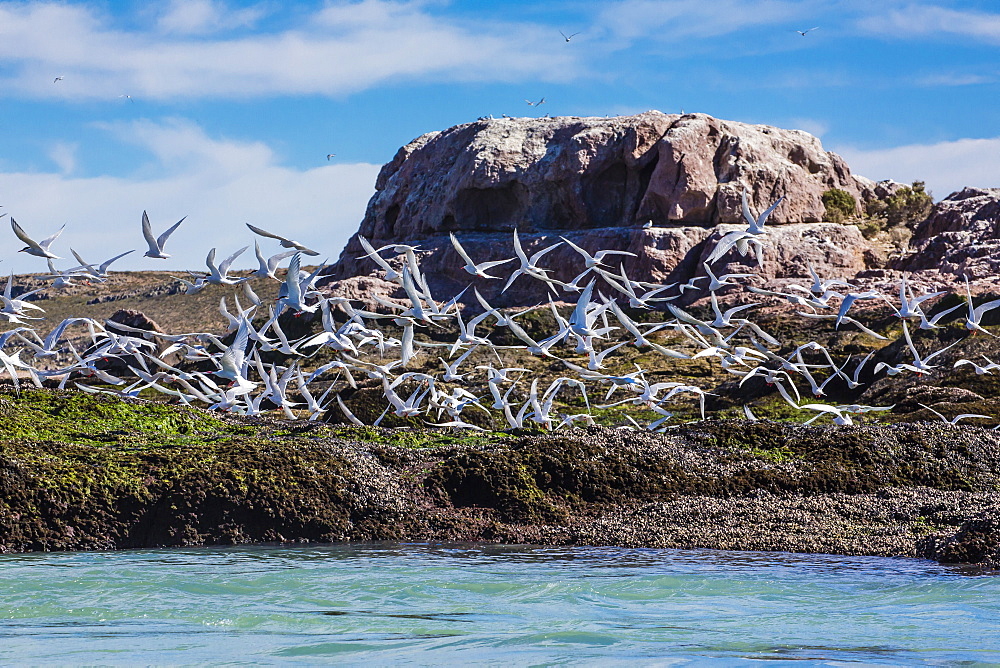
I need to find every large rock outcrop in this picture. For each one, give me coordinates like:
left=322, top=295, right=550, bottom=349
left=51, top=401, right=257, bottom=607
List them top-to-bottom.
left=323, top=112, right=890, bottom=304
left=896, top=187, right=1000, bottom=279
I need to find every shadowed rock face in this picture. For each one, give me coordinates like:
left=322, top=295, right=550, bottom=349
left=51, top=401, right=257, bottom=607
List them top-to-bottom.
left=323, top=112, right=891, bottom=305
left=896, top=187, right=1000, bottom=279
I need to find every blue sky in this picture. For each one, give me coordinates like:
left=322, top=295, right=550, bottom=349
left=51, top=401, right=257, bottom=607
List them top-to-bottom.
left=2, top=0, right=999, bottom=274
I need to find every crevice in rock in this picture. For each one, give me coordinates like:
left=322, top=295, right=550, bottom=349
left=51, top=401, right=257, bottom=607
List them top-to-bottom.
left=713, top=136, right=737, bottom=185
left=633, top=150, right=660, bottom=223
left=581, top=162, right=628, bottom=229
left=453, top=184, right=524, bottom=232
left=384, top=203, right=400, bottom=235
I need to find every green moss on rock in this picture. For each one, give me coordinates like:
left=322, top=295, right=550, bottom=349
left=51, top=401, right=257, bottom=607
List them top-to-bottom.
left=2, top=387, right=1000, bottom=569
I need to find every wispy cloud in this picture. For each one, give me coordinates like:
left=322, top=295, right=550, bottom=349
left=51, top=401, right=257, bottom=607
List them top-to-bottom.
left=0, top=0, right=578, bottom=100
left=155, top=0, right=269, bottom=35
left=595, top=0, right=819, bottom=42
left=858, top=4, right=1000, bottom=43
left=915, top=72, right=995, bottom=87
left=0, top=118, right=380, bottom=275
left=788, top=118, right=829, bottom=138
left=835, top=136, right=1000, bottom=200
left=47, top=141, right=78, bottom=175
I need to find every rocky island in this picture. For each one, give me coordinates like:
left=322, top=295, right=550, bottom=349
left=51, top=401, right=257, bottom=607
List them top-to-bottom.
left=2, top=112, right=1000, bottom=570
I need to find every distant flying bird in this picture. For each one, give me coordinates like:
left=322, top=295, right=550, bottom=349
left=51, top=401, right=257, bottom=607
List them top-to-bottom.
left=796, top=27, right=819, bottom=36
left=559, top=30, right=581, bottom=42
left=53, top=76, right=64, bottom=83
left=119, top=94, right=134, bottom=102
left=525, top=97, right=546, bottom=107
left=326, top=154, right=336, bottom=160
left=142, top=210, right=186, bottom=259
left=11, top=218, right=65, bottom=259
left=246, top=223, right=320, bottom=256
left=450, top=232, right=514, bottom=279
left=203, top=245, right=248, bottom=286
left=70, top=248, right=135, bottom=281
left=917, top=403, right=991, bottom=426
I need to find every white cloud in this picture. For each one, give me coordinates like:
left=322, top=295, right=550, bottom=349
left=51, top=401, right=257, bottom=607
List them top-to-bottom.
left=0, top=0, right=578, bottom=100
left=156, top=0, right=267, bottom=35
left=595, top=0, right=821, bottom=43
left=858, top=5, right=1000, bottom=43
left=915, top=72, right=995, bottom=87
left=99, top=117, right=274, bottom=175
left=788, top=118, right=829, bottom=138
left=0, top=119, right=380, bottom=275
left=834, top=136, right=1000, bottom=200
left=47, top=141, right=78, bottom=175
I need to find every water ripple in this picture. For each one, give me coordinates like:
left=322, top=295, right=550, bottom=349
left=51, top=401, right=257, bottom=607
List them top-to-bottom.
left=1, top=543, right=997, bottom=665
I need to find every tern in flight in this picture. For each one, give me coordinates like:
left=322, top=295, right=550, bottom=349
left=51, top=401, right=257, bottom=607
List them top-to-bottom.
left=796, top=27, right=819, bottom=36
left=560, top=30, right=581, bottom=42
left=53, top=76, right=64, bottom=83
left=525, top=97, right=546, bottom=107
left=326, top=154, right=336, bottom=160
left=742, top=188, right=783, bottom=235
left=142, top=211, right=186, bottom=259
left=11, top=219, right=65, bottom=259
left=246, top=223, right=320, bottom=256
left=502, top=230, right=563, bottom=293
left=450, top=233, right=514, bottom=279
left=561, top=236, right=637, bottom=282
left=202, top=245, right=248, bottom=286
left=69, top=248, right=135, bottom=282
left=962, top=276, right=1000, bottom=335
left=954, top=356, right=1000, bottom=375
left=800, top=403, right=853, bottom=426
left=917, top=403, right=991, bottom=426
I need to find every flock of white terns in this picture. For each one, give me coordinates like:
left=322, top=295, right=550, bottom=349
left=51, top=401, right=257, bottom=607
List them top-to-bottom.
left=1, top=190, right=999, bottom=431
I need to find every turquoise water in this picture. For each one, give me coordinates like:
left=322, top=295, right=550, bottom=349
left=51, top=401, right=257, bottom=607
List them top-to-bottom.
left=1, top=544, right=997, bottom=665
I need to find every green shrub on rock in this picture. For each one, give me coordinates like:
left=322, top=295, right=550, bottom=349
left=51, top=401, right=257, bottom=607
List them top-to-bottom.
left=868, top=181, right=934, bottom=227
left=822, top=188, right=857, bottom=224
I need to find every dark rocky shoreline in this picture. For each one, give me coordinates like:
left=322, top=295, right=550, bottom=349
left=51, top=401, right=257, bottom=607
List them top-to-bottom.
left=1, top=388, right=997, bottom=569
